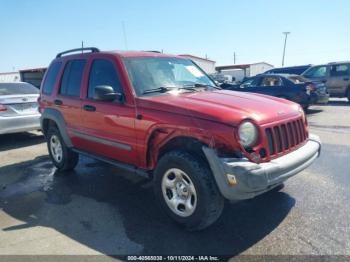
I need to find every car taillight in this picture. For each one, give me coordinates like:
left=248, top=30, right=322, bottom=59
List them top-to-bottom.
left=0, top=104, right=7, bottom=112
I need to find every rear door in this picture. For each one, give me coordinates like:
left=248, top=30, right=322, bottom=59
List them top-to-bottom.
left=78, top=56, right=138, bottom=166
left=54, top=59, right=86, bottom=144
left=328, top=64, right=350, bottom=97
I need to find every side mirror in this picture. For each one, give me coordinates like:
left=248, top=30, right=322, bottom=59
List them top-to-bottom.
left=94, top=85, right=124, bottom=103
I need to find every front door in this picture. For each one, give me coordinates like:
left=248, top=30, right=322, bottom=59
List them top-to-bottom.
left=77, top=57, right=138, bottom=166
left=328, top=64, right=350, bottom=97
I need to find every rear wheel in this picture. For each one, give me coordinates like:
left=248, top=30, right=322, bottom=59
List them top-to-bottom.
left=347, top=88, right=350, bottom=102
left=47, top=126, right=79, bottom=172
left=154, top=150, right=224, bottom=231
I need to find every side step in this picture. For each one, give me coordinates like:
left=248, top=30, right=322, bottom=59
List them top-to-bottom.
left=73, top=149, right=151, bottom=179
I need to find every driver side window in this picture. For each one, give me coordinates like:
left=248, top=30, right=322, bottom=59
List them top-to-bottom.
left=88, top=59, right=123, bottom=99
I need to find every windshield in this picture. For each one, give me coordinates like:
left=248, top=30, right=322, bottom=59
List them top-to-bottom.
left=123, top=57, right=216, bottom=96
left=0, top=82, right=39, bottom=96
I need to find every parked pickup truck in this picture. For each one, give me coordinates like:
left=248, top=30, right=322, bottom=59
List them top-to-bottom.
left=39, top=48, right=321, bottom=230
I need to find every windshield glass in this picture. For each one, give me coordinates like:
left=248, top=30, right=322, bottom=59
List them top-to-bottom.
left=123, top=57, right=216, bottom=96
left=0, top=82, right=39, bottom=96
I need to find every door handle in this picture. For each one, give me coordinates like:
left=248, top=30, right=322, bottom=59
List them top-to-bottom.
left=344, top=77, right=349, bottom=81
left=54, top=99, right=63, bottom=105
left=83, top=105, right=96, bottom=112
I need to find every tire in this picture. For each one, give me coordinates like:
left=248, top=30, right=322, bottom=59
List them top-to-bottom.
left=347, top=89, right=350, bottom=102
left=47, top=126, right=79, bottom=172
left=154, top=150, right=224, bottom=231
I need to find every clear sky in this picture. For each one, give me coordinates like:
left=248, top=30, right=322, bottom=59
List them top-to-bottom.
left=1, top=0, right=349, bottom=72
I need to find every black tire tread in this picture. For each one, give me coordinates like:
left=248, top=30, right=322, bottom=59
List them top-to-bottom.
left=154, top=150, right=224, bottom=231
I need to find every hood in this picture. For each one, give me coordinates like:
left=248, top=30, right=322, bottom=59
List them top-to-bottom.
left=137, top=90, right=301, bottom=126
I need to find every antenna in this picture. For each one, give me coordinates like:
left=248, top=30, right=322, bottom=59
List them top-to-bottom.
left=122, top=21, right=128, bottom=50
left=81, top=41, right=84, bottom=54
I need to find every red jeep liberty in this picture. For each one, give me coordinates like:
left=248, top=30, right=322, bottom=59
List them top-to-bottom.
left=39, top=48, right=321, bottom=230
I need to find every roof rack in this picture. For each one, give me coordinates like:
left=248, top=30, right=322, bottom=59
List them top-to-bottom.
left=56, top=47, right=100, bottom=58
left=143, top=50, right=161, bottom=53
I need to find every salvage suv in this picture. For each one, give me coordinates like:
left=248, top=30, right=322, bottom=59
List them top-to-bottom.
left=39, top=48, right=321, bottom=230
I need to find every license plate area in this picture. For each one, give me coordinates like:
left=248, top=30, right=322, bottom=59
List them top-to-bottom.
left=8, top=103, right=38, bottom=114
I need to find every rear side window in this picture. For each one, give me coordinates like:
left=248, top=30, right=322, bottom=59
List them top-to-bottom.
left=88, top=59, right=122, bottom=99
left=60, top=60, right=86, bottom=97
left=42, top=62, right=61, bottom=95
left=330, top=64, right=350, bottom=77
left=260, top=76, right=282, bottom=86
left=0, top=82, right=39, bottom=95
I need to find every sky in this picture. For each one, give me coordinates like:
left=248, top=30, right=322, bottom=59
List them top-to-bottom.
left=1, top=0, right=350, bottom=72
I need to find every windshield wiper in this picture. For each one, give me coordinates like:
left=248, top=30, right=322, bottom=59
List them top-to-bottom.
left=184, top=83, right=222, bottom=90
left=142, top=86, right=174, bottom=95
left=178, top=86, right=198, bottom=92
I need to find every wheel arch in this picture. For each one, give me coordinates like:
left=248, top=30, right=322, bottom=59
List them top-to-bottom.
left=40, top=108, right=73, bottom=147
left=145, top=128, right=212, bottom=170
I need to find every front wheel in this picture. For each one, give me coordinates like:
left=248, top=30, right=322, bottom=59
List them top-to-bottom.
left=154, top=150, right=224, bottom=231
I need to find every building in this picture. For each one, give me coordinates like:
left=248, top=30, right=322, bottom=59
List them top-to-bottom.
left=178, top=54, right=216, bottom=74
left=215, top=62, right=274, bottom=82
left=0, top=67, right=47, bottom=88
left=19, top=67, right=47, bottom=88
left=0, top=72, right=20, bottom=83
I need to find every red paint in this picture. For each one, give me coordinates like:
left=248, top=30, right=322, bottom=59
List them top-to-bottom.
left=39, top=50, right=308, bottom=170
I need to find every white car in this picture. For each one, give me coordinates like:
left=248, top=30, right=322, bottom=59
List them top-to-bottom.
left=0, top=82, right=41, bottom=134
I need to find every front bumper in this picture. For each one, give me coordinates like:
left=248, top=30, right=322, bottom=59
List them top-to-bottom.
left=316, top=93, right=330, bottom=104
left=0, top=114, right=41, bottom=135
left=203, top=134, right=321, bottom=200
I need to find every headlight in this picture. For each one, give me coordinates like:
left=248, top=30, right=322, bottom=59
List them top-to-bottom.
left=299, top=106, right=306, bottom=123
left=238, top=121, right=258, bottom=148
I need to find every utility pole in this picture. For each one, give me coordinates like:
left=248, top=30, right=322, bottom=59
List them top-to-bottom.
left=281, top=32, right=290, bottom=67
left=234, top=52, right=236, bottom=64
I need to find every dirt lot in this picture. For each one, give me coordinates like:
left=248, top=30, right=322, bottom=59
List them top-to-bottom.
left=0, top=99, right=349, bottom=258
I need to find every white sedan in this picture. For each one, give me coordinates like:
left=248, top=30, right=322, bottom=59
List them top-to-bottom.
left=0, top=82, right=41, bottom=134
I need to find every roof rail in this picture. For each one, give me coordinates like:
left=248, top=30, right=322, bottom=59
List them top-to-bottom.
left=56, top=47, right=100, bottom=58
left=143, top=50, right=161, bottom=53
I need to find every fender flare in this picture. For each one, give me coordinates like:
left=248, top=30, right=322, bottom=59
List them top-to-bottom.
left=40, top=108, right=73, bottom=147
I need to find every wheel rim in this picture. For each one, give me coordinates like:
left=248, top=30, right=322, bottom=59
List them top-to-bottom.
left=50, top=135, right=63, bottom=163
left=161, top=168, right=197, bottom=217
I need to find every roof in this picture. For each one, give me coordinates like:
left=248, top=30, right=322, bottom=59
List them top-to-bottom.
left=54, top=49, right=185, bottom=60
left=178, top=54, right=216, bottom=63
left=216, top=62, right=274, bottom=71
left=0, top=71, right=19, bottom=75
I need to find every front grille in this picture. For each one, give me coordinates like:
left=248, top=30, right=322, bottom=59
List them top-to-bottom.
left=265, top=118, right=307, bottom=157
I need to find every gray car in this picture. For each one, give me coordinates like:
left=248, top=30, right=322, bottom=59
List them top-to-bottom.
left=302, top=61, right=350, bottom=101
left=0, top=82, right=41, bottom=134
